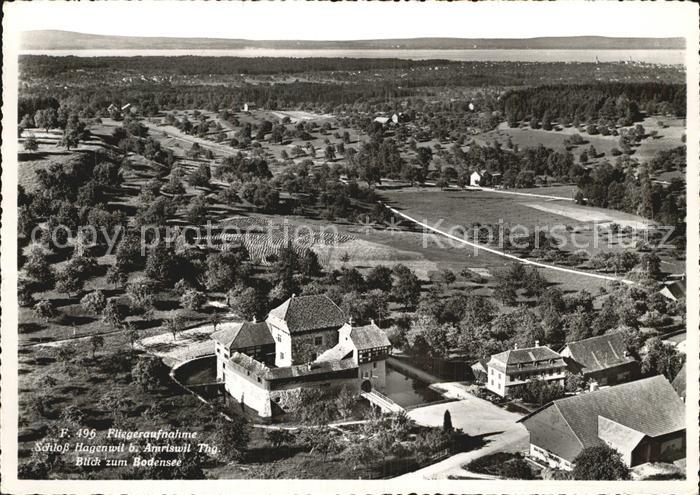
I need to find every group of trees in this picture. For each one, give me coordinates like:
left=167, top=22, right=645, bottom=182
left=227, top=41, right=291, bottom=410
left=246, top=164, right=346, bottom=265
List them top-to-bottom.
left=502, top=83, right=686, bottom=129
left=576, top=150, right=686, bottom=226
left=387, top=259, right=685, bottom=368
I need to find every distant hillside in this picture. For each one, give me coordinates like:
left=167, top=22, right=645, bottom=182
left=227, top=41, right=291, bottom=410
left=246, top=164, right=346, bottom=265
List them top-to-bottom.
left=21, top=30, right=685, bottom=51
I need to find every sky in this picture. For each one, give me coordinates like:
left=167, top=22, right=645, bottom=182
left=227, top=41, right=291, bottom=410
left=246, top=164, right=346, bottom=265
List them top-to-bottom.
left=8, top=1, right=693, bottom=40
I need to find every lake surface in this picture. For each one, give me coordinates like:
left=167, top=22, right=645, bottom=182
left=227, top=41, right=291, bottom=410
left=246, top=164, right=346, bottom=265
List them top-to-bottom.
left=20, top=48, right=685, bottom=65
left=383, top=367, right=445, bottom=408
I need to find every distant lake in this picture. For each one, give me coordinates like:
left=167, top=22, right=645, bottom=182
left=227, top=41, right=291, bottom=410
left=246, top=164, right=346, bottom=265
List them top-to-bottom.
left=20, top=48, right=685, bottom=65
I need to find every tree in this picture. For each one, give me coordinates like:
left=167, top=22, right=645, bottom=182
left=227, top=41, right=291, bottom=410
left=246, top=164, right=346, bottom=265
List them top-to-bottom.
left=34, top=108, right=58, bottom=132
left=61, top=115, right=87, bottom=150
left=24, top=134, right=39, bottom=152
left=93, top=162, right=122, bottom=187
left=187, top=197, right=208, bottom=225
left=115, top=231, right=145, bottom=272
left=24, top=248, right=54, bottom=287
left=299, top=249, right=322, bottom=277
left=205, top=250, right=249, bottom=291
left=106, top=265, right=128, bottom=288
left=366, top=265, right=393, bottom=292
left=391, top=265, right=421, bottom=309
left=18, top=278, right=35, bottom=307
left=126, top=278, right=156, bottom=312
left=227, top=286, right=264, bottom=320
left=180, top=289, right=207, bottom=311
left=81, top=290, right=107, bottom=315
left=102, top=299, right=124, bottom=328
left=34, top=300, right=57, bottom=321
left=165, top=312, right=185, bottom=341
left=124, top=322, right=140, bottom=350
left=90, top=334, right=104, bottom=358
left=641, top=337, right=685, bottom=381
left=132, top=357, right=167, bottom=391
left=59, top=405, right=85, bottom=428
left=442, top=410, right=453, bottom=432
left=212, top=416, right=251, bottom=462
left=266, top=429, right=295, bottom=451
left=344, top=439, right=381, bottom=471
left=572, top=444, right=630, bottom=480
left=501, top=457, right=534, bottom=480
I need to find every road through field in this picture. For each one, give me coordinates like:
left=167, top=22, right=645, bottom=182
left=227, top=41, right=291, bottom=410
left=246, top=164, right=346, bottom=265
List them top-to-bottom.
left=464, top=185, right=574, bottom=201
left=383, top=204, right=634, bottom=284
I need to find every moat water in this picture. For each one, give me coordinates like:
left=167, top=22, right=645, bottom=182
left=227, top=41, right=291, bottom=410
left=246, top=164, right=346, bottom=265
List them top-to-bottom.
left=383, top=367, right=445, bottom=408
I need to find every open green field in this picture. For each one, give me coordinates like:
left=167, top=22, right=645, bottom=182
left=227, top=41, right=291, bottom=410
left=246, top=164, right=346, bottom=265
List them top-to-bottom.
left=379, top=188, right=685, bottom=291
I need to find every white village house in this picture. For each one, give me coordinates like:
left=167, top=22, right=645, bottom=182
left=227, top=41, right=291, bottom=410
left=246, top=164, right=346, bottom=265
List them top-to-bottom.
left=486, top=343, right=567, bottom=398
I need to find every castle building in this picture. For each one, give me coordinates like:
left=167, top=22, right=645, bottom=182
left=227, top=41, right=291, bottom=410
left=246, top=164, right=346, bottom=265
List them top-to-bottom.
left=212, top=294, right=392, bottom=417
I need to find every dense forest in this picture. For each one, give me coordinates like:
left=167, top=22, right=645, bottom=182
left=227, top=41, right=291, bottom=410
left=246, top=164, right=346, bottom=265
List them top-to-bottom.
left=501, top=83, right=686, bottom=127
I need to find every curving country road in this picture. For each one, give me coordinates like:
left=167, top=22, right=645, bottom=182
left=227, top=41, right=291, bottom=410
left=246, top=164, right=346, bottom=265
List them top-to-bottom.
left=383, top=204, right=634, bottom=284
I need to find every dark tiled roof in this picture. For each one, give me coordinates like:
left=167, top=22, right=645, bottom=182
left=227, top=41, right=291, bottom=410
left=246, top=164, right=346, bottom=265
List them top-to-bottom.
left=663, top=280, right=686, bottom=299
left=268, top=295, right=346, bottom=334
left=212, top=321, right=274, bottom=349
left=350, top=323, right=391, bottom=351
left=563, top=332, right=636, bottom=373
left=490, top=346, right=565, bottom=373
left=492, top=346, right=562, bottom=365
left=672, top=362, right=686, bottom=399
left=520, top=376, right=685, bottom=461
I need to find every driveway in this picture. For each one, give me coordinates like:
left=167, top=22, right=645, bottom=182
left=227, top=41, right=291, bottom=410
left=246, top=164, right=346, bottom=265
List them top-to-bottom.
left=400, top=394, right=529, bottom=479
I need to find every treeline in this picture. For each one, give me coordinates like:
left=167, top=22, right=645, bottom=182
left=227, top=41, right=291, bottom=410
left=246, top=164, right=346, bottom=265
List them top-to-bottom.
left=19, top=55, right=452, bottom=76
left=21, top=56, right=686, bottom=86
left=19, top=82, right=413, bottom=118
left=501, top=83, right=686, bottom=127
left=576, top=150, right=686, bottom=228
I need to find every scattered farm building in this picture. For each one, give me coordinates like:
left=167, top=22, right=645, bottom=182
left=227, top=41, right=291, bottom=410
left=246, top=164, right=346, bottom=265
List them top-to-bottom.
left=373, top=112, right=409, bottom=127
left=469, top=170, right=502, bottom=187
left=659, top=279, right=686, bottom=301
left=214, top=294, right=392, bottom=417
left=560, top=332, right=640, bottom=387
left=485, top=343, right=567, bottom=398
left=470, top=359, right=488, bottom=383
left=671, top=362, right=686, bottom=401
left=518, top=375, right=686, bottom=469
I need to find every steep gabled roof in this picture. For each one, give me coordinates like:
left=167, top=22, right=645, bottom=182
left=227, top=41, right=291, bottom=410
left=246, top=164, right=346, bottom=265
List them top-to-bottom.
left=661, top=280, right=686, bottom=300
left=268, top=295, right=346, bottom=334
left=212, top=321, right=274, bottom=349
left=349, top=323, right=391, bottom=351
left=562, top=332, right=636, bottom=373
left=492, top=346, right=562, bottom=365
left=520, top=376, right=684, bottom=458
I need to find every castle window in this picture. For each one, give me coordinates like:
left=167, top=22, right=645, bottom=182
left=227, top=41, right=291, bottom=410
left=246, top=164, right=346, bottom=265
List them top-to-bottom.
left=276, top=334, right=281, bottom=342
left=314, top=336, right=323, bottom=346
left=279, top=352, right=284, bottom=360
left=373, top=362, right=377, bottom=368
